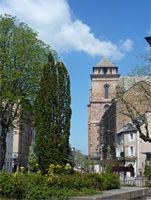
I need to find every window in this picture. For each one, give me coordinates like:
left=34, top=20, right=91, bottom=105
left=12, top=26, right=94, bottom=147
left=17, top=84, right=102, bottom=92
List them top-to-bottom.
left=103, top=68, right=107, bottom=74
left=104, top=84, right=109, bottom=99
left=128, top=133, right=135, bottom=143
left=130, top=134, right=133, bottom=142
left=128, top=146, right=135, bottom=157
left=130, top=147, right=133, bottom=156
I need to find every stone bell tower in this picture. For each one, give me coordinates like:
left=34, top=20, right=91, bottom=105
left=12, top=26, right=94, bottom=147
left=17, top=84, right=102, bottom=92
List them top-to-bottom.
left=88, top=57, right=120, bottom=157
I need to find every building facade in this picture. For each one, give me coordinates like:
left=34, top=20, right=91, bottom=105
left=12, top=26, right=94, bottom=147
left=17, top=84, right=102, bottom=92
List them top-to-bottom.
left=88, top=57, right=120, bottom=157
left=88, top=57, right=151, bottom=173
left=98, top=81, right=151, bottom=176
left=116, top=111, right=151, bottom=177
left=13, top=122, right=33, bottom=172
left=1, top=126, right=13, bottom=173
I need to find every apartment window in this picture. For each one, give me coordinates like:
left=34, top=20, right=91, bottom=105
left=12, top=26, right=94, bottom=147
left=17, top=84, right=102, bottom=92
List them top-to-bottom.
left=104, top=84, right=109, bottom=99
left=128, top=133, right=134, bottom=143
left=130, top=134, right=133, bottom=142
left=129, top=146, right=135, bottom=157
left=130, top=147, right=133, bottom=156
left=142, top=162, right=144, bottom=168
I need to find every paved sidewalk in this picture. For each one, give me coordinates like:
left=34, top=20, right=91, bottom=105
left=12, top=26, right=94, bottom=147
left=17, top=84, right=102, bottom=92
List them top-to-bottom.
left=69, top=187, right=149, bottom=200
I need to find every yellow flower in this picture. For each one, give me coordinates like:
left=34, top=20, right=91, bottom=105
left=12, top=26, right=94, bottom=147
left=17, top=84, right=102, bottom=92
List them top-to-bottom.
left=35, top=163, right=39, bottom=168
left=49, top=164, right=55, bottom=168
left=56, top=165, right=61, bottom=169
left=20, top=166, right=25, bottom=172
left=65, top=166, right=69, bottom=171
left=38, top=170, right=42, bottom=175
left=13, top=172, right=17, bottom=178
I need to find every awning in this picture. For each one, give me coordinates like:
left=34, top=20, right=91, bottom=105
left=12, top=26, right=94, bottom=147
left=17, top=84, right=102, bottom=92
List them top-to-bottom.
left=100, top=159, right=119, bottom=166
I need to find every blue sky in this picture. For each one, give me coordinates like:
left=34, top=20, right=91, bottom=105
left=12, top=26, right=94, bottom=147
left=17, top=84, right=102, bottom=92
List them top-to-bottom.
left=0, top=0, right=150, bottom=155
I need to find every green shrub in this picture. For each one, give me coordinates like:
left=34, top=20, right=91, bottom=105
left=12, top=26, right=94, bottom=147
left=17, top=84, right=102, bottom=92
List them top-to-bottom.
left=0, top=170, right=120, bottom=199
left=0, top=171, right=15, bottom=198
left=101, top=171, right=120, bottom=190
left=84, top=173, right=103, bottom=190
left=145, top=180, right=151, bottom=188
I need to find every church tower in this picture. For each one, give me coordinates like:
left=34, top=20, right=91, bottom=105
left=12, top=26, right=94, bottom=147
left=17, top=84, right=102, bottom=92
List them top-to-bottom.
left=88, top=57, right=120, bottom=157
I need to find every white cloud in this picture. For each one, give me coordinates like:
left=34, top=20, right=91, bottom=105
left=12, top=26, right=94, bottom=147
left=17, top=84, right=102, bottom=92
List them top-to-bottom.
left=0, top=0, right=133, bottom=61
left=121, top=39, right=133, bottom=51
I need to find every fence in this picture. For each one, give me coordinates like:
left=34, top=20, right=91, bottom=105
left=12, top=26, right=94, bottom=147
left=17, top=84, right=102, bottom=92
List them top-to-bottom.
left=120, top=176, right=149, bottom=187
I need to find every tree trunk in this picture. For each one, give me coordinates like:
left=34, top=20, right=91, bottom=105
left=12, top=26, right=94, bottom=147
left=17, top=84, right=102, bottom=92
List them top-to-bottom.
left=0, top=124, right=9, bottom=170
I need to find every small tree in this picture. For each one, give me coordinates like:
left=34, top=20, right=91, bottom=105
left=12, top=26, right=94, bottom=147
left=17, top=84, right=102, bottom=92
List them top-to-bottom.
left=35, top=53, right=71, bottom=173
left=27, top=142, right=37, bottom=171
left=107, top=145, right=112, bottom=160
left=144, top=160, right=151, bottom=178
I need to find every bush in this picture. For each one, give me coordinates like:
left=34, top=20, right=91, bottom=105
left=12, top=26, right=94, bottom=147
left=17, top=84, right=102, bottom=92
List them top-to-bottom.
left=0, top=167, right=120, bottom=199
left=0, top=171, right=15, bottom=199
left=101, top=171, right=120, bottom=190
left=84, top=173, right=103, bottom=190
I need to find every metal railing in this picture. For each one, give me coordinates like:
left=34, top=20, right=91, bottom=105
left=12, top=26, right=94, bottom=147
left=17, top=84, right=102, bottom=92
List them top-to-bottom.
left=120, top=176, right=149, bottom=187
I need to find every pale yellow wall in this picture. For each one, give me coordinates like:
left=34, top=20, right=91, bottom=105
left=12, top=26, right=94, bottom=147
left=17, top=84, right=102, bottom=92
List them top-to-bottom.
left=138, top=112, right=151, bottom=174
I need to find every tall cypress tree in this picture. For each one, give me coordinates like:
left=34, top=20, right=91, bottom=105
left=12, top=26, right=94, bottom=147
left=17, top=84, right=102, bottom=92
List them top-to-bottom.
left=34, top=53, right=71, bottom=173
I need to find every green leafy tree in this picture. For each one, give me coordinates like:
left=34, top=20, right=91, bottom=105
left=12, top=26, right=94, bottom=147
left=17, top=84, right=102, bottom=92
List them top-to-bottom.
left=0, top=14, right=53, bottom=170
left=35, top=53, right=71, bottom=173
left=27, top=142, right=37, bottom=171
left=107, top=145, right=112, bottom=160
left=144, top=159, right=151, bottom=178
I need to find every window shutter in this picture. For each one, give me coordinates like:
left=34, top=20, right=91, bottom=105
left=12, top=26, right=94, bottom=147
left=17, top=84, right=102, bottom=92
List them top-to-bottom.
left=128, top=134, right=130, bottom=143
left=133, top=134, right=135, bottom=142
left=128, top=147, right=130, bottom=156
left=133, top=147, right=135, bottom=156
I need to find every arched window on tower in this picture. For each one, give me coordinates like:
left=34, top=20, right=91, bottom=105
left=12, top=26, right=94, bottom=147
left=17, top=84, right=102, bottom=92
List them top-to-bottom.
left=104, top=84, right=109, bottom=99
left=104, top=104, right=110, bottom=113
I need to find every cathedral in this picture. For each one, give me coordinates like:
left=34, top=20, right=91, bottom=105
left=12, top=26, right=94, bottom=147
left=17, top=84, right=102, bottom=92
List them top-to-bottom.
left=88, top=57, right=151, bottom=174
left=88, top=57, right=120, bottom=157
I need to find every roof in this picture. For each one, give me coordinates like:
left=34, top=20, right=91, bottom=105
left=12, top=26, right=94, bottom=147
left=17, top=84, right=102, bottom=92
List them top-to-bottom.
left=95, top=57, right=116, bottom=67
left=119, top=76, right=151, bottom=90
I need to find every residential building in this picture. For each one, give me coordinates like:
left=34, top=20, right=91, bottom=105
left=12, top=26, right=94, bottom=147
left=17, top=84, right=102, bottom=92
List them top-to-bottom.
left=99, top=81, right=151, bottom=176
left=116, top=112, right=151, bottom=177
left=12, top=122, right=33, bottom=172
left=1, top=126, right=13, bottom=173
